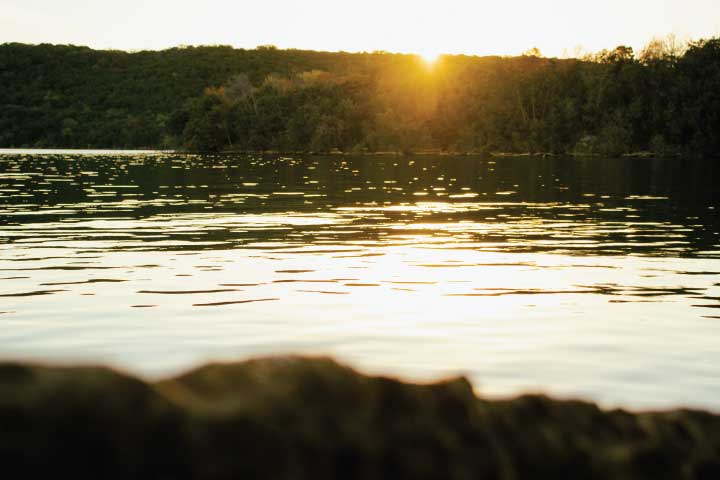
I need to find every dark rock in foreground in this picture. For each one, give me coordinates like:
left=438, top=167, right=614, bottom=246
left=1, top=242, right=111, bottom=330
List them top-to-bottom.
left=1, top=357, right=719, bottom=479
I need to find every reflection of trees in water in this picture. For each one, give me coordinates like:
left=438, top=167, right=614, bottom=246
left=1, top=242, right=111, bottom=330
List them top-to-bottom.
left=0, top=154, right=717, bottom=256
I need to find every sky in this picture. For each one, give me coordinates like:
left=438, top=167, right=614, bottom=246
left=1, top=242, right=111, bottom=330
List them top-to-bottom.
left=2, top=0, right=720, bottom=58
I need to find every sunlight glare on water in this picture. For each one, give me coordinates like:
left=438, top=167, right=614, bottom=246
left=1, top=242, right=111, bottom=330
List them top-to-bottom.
left=1, top=151, right=719, bottom=410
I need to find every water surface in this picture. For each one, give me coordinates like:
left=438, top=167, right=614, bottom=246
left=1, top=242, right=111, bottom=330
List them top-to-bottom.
left=1, top=151, right=719, bottom=409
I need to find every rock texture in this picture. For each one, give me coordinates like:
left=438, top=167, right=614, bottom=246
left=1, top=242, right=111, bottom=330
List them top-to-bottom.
left=1, top=356, right=719, bottom=479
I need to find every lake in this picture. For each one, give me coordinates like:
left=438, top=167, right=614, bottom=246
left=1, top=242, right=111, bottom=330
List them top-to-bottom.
left=1, top=151, right=719, bottom=410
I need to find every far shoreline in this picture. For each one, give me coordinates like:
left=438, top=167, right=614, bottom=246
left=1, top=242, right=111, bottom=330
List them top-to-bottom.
left=0, top=147, right=679, bottom=159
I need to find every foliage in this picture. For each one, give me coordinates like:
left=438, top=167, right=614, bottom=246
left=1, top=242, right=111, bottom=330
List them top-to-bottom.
left=1, top=38, right=719, bottom=156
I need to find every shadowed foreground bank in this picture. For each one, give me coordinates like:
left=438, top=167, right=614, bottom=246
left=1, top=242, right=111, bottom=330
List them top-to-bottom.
left=1, top=356, right=719, bottom=479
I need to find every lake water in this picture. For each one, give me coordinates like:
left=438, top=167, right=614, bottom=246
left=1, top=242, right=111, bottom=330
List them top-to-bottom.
left=1, top=151, right=719, bottom=410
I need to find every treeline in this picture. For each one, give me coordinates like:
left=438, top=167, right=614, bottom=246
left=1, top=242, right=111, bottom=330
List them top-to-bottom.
left=1, top=39, right=719, bottom=156
left=0, top=43, right=348, bottom=148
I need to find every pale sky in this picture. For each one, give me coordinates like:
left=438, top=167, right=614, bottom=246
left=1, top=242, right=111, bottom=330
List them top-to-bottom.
left=2, top=0, right=719, bottom=57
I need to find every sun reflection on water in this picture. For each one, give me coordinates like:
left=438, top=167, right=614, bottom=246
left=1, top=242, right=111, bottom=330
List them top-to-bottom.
left=0, top=152, right=719, bottom=409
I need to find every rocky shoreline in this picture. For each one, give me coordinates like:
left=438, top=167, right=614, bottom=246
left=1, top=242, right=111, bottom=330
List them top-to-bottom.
left=2, top=356, right=719, bottom=479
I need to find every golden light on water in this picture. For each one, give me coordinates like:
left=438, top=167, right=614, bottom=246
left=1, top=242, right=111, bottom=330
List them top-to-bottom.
left=2, top=149, right=720, bottom=410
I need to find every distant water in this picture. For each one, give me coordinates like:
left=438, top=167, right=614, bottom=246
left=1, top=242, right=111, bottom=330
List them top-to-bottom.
left=1, top=151, right=719, bottom=410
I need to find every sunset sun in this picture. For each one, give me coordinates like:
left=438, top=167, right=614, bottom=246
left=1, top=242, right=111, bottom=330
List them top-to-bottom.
left=418, top=49, right=441, bottom=65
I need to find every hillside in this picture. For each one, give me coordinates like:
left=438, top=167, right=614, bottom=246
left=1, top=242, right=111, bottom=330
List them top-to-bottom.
left=1, top=41, right=719, bottom=155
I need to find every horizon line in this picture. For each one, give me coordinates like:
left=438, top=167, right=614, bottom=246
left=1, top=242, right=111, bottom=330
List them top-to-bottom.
left=1, top=33, right=710, bottom=60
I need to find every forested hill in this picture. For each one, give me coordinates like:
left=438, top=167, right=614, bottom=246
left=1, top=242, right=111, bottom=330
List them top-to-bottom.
left=1, top=40, right=719, bottom=156
left=0, top=43, right=361, bottom=148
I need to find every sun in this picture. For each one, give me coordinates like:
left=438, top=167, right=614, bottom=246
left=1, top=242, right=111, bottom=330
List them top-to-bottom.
left=418, top=49, right=442, bottom=66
